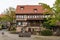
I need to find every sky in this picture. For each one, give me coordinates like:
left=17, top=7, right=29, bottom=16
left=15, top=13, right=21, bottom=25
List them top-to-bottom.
left=0, top=0, right=56, bottom=14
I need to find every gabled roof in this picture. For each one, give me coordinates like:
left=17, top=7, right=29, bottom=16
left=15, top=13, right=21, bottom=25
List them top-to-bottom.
left=16, top=5, right=52, bottom=14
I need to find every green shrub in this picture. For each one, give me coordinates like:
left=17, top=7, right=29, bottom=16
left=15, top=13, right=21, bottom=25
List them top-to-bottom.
left=41, top=30, right=53, bottom=36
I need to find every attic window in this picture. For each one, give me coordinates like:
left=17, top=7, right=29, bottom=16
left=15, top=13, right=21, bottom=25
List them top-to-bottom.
left=20, top=6, right=24, bottom=10
left=34, top=9, right=37, bottom=12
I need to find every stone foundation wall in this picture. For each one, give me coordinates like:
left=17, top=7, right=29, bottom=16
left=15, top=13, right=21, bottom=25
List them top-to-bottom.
left=16, top=27, right=22, bottom=32
left=16, top=27, right=41, bottom=32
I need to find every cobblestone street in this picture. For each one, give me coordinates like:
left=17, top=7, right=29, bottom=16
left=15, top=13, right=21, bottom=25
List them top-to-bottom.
left=0, top=30, right=60, bottom=40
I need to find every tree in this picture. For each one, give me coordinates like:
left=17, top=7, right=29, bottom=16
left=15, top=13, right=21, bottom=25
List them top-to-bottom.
left=44, top=0, right=60, bottom=29
left=52, top=0, right=60, bottom=36
left=53, top=0, right=60, bottom=21
left=40, top=3, right=55, bottom=29
left=40, top=3, right=52, bottom=14
left=3, top=7, right=16, bottom=31
left=4, top=7, right=15, bottom=22
left=43, top=17, right=56, bottom=29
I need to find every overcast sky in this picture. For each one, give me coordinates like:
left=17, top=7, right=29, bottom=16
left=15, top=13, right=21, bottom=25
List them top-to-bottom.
left=0, top=0, right=55, bottom=14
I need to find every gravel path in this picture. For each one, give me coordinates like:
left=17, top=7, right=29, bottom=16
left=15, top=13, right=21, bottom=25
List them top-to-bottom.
left=0, top=30, right=60, bottom=40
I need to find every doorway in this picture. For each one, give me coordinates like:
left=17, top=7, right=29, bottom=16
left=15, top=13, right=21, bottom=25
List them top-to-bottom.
left=28, top=28, right=31, bottom=32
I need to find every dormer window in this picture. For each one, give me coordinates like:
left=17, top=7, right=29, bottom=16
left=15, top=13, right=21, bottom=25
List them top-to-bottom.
left=20, top=6, right=24, bottom=10
left=34, top=9, right=37, bottom=12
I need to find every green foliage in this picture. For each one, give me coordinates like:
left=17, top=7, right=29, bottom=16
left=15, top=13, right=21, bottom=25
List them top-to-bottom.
left=43, top=0, right=60, bottom=30
left=53, top=0, right=60, bottom=21
left=41, top=3, right=52, bottom=14
left=42, top=3, right=56, bottom=29
left=42, top=3, right=51, bottom=10
left=0, top=7, right=15, bottom=23
left=1, top=7, right=16, bottom=31
left=3, top=7, right=15, bottom=22
left=43, top=18, right=56, bottom=29
left=8, top=26, right=16, bottom=31
left=41, top=30, right=53, bottom=36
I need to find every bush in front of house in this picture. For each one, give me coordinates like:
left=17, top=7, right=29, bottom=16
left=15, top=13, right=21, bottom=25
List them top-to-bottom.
left=8, top=26, right=16, bottom=31
left=9, top=26, right=18, bottom=34
left=41, top=30, right=53, bottom=36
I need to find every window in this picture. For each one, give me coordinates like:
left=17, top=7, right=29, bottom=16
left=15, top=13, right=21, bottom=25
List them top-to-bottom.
left=20, top=6, right=24, bottom=10
left=34, top=9, right=37, bottom=12
left=16, top=15, right=19, bottom=18
left=16, top=15, right=24, bottom=19
left=19, top=15, right=24, bottom=19
left=19, top=15, right=21, bottom=18
left=21, top=15, right=24, bottom=19
left=24, top=15, right=27, bottom=18
left=28, top=15, right=29, bottom=18
left=29, top=15, right=33, bottom=18
left=33, top=15, right=35, bottom=18
left=34, top=15, right=37, bottom=18
left=37, top=15, right=40, bottom=18
left=40, top=15, right=42, bottom=18
left=42, top=15, right=45, bottom=18
left=44, top=15, right=48, bottom=18
left=17, top=22, right=27, bottom=26
left=17, top=22, right=25, bottom=26
left=18, top=22, right=21, bottom=25
left=22, top=22, right=27, bottom=26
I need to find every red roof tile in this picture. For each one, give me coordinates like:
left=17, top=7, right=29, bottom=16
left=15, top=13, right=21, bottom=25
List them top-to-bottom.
left=16, top=5, right=51, bottom=14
